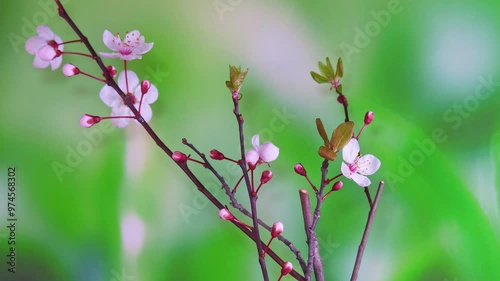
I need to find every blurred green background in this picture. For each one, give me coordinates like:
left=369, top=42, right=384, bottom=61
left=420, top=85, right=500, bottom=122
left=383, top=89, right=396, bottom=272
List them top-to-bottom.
left=1, top=0, right=499, bottom=280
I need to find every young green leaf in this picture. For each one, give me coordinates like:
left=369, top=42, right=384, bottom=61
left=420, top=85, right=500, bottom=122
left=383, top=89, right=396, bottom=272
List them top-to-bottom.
left=336, top=57, right=343, bottom=78
left=226, top=65, right=248, bottom=93
left=310, top=71, right=329, bottom=84
left=316, top=118, right=330, bottom=147
left=330, top=121, right=354, bottom=152
left=319, top=146, right=337, bottom=161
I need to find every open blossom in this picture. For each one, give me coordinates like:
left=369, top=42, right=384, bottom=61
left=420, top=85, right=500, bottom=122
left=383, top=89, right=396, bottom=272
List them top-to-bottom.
left=25, top=25, right=64, bottom=70
left=100, top=30, right=153, bottom=60
left=99, top=70, right=158, bottom=128
left=245, top=134, right=279, bottom=167
left=341, top=138, right=381, bottom=187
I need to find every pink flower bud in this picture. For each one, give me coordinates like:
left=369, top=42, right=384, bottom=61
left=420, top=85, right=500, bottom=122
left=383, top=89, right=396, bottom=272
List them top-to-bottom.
left=38, top=45, right=57, bottom=61
left=62, top=64, right=79, bottom=77
left=105, top=65, right=117, bottom=78
left=141, top=80, right=151, bottom=95
left=337, top=95, right=347, bottom=104
left=364, top=111, right=374, bottom=125
left=80, top=114, right=101, bottom=128
left=209, top=149, right=225, bottom=160
left=172, top=151, right=188, bottom=163
left=294, top=163, right=307, bottom=176
left=260, top=170, right=273, bottom=185
left=332, top=181, right=343, bottom=191
left=219, top=208, right=234, bottom=221
left=271, top=222, right=283, bottom=237
left=281, top=262, right=293, bottom=276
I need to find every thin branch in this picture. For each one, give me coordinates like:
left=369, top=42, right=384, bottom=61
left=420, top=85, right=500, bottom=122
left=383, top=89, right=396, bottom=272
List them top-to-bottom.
left=55, top=1, right=302, bottom=280
left=232, top=93, right=269, bottom=281
left=183, top=139, right=307, bottom=272
left=304, top=159, right=329, bottom=281
left=350, top=181, right=384, bottom=281
left=299, top=190, right=324, bottom=281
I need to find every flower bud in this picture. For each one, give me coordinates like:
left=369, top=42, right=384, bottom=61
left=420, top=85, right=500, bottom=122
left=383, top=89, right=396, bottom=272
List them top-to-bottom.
left=62, top=64, right=79, bottom=77
left=105, top=65, right=117, bottom=78
left=141, top=80, right=151, bottom=95
left=337, top=95, right=347, bottom=104
left=364, top=111, right=374, bottom=125
left=80, top=114, right=101, bottom=128
left=209, top=149, right=225, bottom=160
left=172, top=151, right=188, bottom=163
left=294, top=163, right=307, bottom=176
left=260, top=170, right=273, bottom=185
left=332, top=181, right=343, bottom=191
left=219, top=208, right=234, bottom=221
left=271, top=222, right=283, bottom=237
left=281, top=262, right=293, bottom=276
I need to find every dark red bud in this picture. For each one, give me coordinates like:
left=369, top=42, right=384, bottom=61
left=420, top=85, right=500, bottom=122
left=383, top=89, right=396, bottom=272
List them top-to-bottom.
left=209, top=149, right=225, bottom=160
left=294, top=163, right=307, bottom=176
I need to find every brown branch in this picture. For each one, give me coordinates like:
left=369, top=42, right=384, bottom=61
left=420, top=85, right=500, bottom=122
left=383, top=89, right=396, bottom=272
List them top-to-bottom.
left=350, top=181, right=384, bottom=281
left=299, top=190, right=324, bottom=281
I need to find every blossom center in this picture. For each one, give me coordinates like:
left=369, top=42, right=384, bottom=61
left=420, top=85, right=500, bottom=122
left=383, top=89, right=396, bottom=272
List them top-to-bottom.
left=348, top=162, right=358, bottom=174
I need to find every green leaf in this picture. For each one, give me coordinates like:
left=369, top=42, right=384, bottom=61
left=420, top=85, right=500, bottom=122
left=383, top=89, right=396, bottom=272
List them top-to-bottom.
left=326, top=57, right=335, bottom=78
left=336, top=57, right=343, bottom=78
left=226, top=65, right=248, bottom=93
left=310, top=71, right=329, bottom=84
left=316, top=118, right=330, bottom=147
left=330, top=121, right=354, bottom=152
left=318, top=146, right=337, bottom=161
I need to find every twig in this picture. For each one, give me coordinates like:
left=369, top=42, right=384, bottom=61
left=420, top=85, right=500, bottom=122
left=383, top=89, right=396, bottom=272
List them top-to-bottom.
left=55, top=1, right=301, bottom=280
left=232, top=93, right=269, bottom=281
left=183, top=139, right=307, bottom=272
left=350, top=181, right=384, bottom=281
left=299, top=190, right=324, bottom=281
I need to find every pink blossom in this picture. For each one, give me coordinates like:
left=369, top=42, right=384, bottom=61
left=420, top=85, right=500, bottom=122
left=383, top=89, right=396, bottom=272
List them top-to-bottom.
left=25, top=26, right=64, bottom=70
left=100, top=30, right=153, bottom=60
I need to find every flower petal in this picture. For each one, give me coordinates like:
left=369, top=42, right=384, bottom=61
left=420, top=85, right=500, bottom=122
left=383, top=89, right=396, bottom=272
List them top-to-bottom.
left=36, top=25, right=54, bottom=40
left=103, top=30, right=119, bottom=51
left=124, top=30, right=141, bottom=46
left=54, top=34, right=64, bottom=51
left=25, top=37, right=46, bottom=54
left=133, top=42, right=154, bottom=55
left=38, top=45, right=56, bottom=61
left=100, top=52, right=122, bottom=59
left=32, top=55, right=50, bottom=69
left=50, top=56, right=63, bottom=70
left=118, top=70, right=139, bottom=93
left=99, top=85, right=123, bottom=108
left=135, top=103, right=153, bottom=123
left=110, top=106, right=132, bottom=128
left=251, top=134, right=260, bottom=150
left=342, top=138, right=359, bottom=164
left=258, top=141, right=279, bottom=162
left=246, top=150, right=259, bottom=166
left=356, top=155, right=381, bottom=176
left=341, top=162, right=352, bottom=179
left=351, top=173, right=371, bottom=187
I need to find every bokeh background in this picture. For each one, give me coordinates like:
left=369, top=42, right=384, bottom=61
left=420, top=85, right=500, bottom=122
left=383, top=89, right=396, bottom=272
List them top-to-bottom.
left=1, top=0, right=499, bottom=280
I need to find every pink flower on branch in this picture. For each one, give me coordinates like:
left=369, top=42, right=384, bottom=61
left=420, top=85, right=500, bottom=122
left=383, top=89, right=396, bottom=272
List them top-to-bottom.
left=25, top=25, right=64, bottom=70
left=100, top=30, right=154, bottom=60
left=99, top=70, right=158, bottom=128
left=245, top=134, right=279, bottom=168
left=341, top=138, right=381, bottom=187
